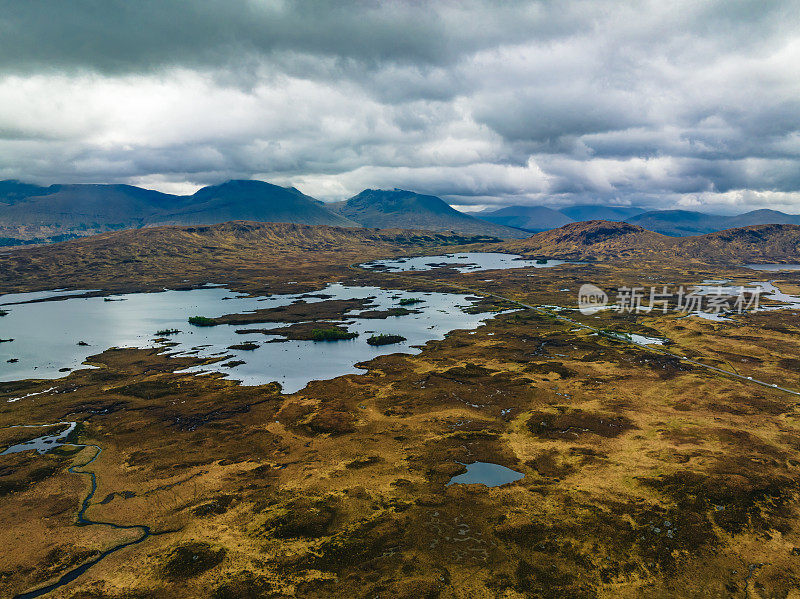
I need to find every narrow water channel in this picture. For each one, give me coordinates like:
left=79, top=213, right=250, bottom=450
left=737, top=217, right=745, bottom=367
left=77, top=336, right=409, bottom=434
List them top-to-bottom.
left=13, top=441, right=153, bottom=599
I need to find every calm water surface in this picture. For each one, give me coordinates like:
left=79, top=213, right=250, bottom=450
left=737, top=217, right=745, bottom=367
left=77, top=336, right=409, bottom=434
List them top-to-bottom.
left=362, top=252, right=570, bottom=273
left=745, top=264, right=800, bottom=271
left=691, top=281, right=800, bottom=319
left=0, top=284, right=506, bottom=393
left=1, top=422, right=76, bottom=455
left=446, top=462, right=524, bottom=487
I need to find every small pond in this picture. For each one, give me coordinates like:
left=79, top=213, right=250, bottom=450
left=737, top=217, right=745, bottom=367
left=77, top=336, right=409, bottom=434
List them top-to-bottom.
left=600, top=332, right=667, bottom=345
left=446, top=462, right=525, bottom=487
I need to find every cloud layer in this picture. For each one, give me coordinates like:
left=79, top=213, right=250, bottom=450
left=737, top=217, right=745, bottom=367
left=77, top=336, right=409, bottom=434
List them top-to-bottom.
left=1, top=0, right=799, bottom=212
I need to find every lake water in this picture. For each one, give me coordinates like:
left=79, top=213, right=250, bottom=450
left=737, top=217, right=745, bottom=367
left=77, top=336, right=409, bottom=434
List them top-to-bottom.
left=361, top=252, right=570, bottom=273
left=745, top=264, right=800, bottom=271
left=691, top=281, right=800, bottom=318
left=753, top=281, right=800, bottom=311
left=0, top=284, right=505, bottom=394
left=599, top=332, right=667, bottom=345
left=1, top=422, right=77, bottom=455
left=446, top=462, right=525, bottom=487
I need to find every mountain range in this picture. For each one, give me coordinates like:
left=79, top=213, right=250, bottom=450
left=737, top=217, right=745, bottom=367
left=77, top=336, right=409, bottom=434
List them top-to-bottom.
left=2, top=178, right=800, bottom=247
left=0, top=180, right=526, bottom=245
left=476, top=204, right=644, bottom=231
left=479, top=204, right=800, bottom=236
left=626, top=209, right=800, bottom=236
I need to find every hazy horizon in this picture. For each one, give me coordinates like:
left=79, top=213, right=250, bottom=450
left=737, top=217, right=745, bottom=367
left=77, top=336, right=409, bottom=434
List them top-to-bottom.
left=6, top=176, right=800, bottom=217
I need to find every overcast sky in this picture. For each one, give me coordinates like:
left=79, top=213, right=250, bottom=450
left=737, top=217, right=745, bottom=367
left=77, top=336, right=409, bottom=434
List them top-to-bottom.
left=1, top=0, right=799, bottom=212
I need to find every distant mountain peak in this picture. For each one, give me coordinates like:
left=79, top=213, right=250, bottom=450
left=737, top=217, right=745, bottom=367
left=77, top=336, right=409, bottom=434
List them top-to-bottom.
left=160, top=179, right=358, bottom=227
left=196, top=179, right=285, bottom=193
left=345, top=188, right=461, bottom=216
left=333, top=189, right=527, bottom=238
left=479, top=204, right=574, bottom=232
left=628, top=208, right=800, bottom=236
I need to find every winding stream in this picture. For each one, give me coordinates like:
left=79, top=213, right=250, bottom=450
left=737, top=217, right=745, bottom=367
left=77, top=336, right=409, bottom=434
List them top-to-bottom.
left=13, top=440, right=153, bottom=599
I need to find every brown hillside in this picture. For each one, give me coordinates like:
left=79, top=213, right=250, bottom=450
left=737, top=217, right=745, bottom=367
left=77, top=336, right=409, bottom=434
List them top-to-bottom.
left=504, top=220, right=800, bottom=263
left=504, top=220, right=676, bottom=259
left=0, top=221, right=495, bottom=294
left=678, top=223, right=800, bottom=263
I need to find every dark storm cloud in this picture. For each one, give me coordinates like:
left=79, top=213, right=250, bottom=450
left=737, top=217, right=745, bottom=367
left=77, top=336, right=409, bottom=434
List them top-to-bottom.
left=0, top=0, right=799, bottom=211
left=0, top=0, right=581, bottom=75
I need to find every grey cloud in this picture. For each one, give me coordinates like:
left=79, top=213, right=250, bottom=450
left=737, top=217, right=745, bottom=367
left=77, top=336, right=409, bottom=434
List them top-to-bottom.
left=1, top=0, right=800, bottom=212
left=0, top=1, right=583, bottom=75
left=473, top=90, right=644, bottom=144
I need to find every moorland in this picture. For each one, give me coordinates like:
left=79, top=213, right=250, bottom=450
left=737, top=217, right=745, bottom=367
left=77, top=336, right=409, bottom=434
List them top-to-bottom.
left=2, top=220, right=800, bottom=598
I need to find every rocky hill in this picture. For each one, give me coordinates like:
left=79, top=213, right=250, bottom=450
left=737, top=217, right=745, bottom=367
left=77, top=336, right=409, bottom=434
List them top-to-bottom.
left=504, top=220, right=800, bottom=263
left=504, top=221, right=674, bottom=259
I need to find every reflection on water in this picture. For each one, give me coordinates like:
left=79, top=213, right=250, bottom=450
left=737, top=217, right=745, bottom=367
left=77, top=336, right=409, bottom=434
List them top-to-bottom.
left=362, top=252, right=570, bottom=273
left=745, top=264, right=800, bottom=271
left=691, top=281, right=800, bottom=319
left=753, top=281, right=800, bottom=311
left=0, top=284, right=506, bottom=393
left=0, top=289, right=99, bottom=305
left=600, top=332, right=667, bottom=345
left=630, top=334, right=667, bottom=345
left=1, top=422, right=76, bottom=455
left=446, top=461, right=524, bottom=487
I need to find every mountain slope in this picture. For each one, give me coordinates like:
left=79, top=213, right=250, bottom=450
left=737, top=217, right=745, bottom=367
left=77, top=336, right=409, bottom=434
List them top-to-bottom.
left=0, top=179, right=357, bottom=244
left=0, top=180, right=52, bottom=205
left=151, top=180, right=359, bottom=227
left=0, top=183, right=188, bottom=245
left=0, top=184, right=184, bottom=226
left=333, top=189, right=527, bottom=239
left=478, top=204, right=800, bottom=237
left=479, top=205, right=574, bottom=232
left=560, top=205, right=645, bottom=221
left=628, top=209, right=800, bottom=236
left=723, top=209, right=800, bottom=229
left=627, top=210, right=725, bottom=236
left=504, top=220, right=800, bottom=263
left=504, top=220, right=674, bottom=259
left=0, top=222, right=497, bottom=294
left=678, top=223, right=800, bottom=263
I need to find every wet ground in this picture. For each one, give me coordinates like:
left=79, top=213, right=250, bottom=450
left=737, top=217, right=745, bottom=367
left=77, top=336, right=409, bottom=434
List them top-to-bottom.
left=2, top=241, right=800, bottom=598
